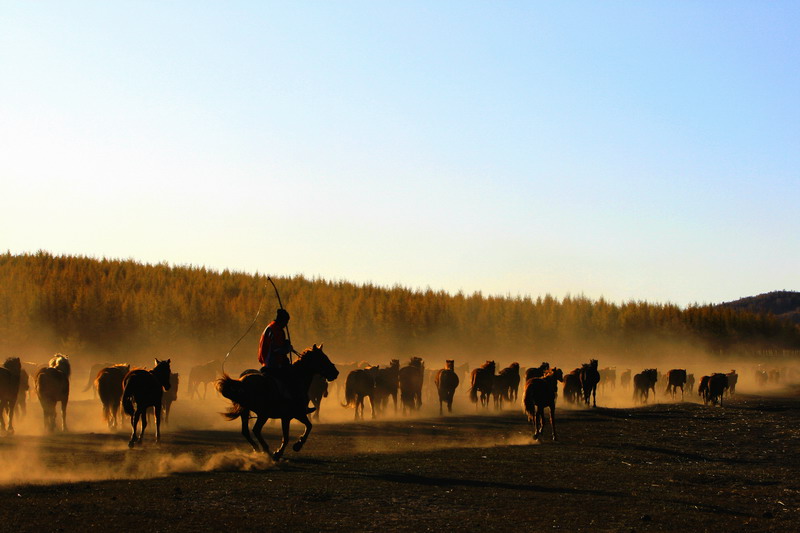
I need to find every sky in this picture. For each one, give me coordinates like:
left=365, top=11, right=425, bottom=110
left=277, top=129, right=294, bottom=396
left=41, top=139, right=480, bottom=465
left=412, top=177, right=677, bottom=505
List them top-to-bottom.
left=2, top=1, right=798, bottom=308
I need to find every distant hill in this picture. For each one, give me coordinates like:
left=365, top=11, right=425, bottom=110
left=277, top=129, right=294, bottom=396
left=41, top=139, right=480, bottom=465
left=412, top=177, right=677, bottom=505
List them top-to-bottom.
left=718, top=291, right=800, bottom=324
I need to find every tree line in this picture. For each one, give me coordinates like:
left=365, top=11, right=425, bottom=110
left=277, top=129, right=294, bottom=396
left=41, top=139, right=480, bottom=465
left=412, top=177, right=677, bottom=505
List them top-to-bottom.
left=1, top=251, right=798, bottom=367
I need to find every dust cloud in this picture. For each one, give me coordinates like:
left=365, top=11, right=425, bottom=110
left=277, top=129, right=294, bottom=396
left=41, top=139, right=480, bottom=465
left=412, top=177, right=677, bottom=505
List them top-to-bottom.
left=2, top=340, right=797, bottom=487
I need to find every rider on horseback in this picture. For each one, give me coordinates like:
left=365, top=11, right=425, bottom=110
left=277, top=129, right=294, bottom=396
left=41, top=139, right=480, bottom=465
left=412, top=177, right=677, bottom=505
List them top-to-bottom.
left=259, top=309, right=315, bottom=414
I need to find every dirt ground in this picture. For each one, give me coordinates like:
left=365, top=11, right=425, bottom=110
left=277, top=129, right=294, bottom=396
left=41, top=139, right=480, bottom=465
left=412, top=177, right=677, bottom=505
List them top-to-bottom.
left=0, top=382, right=798, bottom=532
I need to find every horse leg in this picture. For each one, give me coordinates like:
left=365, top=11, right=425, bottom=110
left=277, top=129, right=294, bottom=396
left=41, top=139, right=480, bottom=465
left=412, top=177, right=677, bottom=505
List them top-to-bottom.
left=592, top=386, right=597, bottom=408
left=369, top=394, right=376, bottom=419
left=7, top=399, right=16, bottom=434
left=61, top=399, right=68, bottom=432
left=154, top=403, right=162, bottom=444
left=550, top=404, right=557, bottom=441
left=129, top=410, right=140, bottom=448
left=292, top=414, right=312, bottom=452
left=252, top=415, right=271, bottom=454
left=272, top=418, right=291, bottom=461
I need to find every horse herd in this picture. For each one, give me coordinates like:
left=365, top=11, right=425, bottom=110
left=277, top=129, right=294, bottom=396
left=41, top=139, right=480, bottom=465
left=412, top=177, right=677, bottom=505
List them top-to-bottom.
left=0, top=349, right=757, bottom=460
left=335, top=358, right=747, bottom=443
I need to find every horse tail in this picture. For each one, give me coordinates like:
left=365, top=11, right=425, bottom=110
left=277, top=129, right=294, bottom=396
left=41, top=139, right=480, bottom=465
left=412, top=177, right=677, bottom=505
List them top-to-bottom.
left=215, top=374, right=248, bottom=420
left=340, top=377, right=355, bottom=408
left=121, top=380, right=135, bottom=416
left=469, top=385, right=478, bottom=403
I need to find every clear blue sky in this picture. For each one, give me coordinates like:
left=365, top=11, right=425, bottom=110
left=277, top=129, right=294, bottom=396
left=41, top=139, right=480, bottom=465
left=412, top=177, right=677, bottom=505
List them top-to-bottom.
left=2, top=2, right=798, bottom=307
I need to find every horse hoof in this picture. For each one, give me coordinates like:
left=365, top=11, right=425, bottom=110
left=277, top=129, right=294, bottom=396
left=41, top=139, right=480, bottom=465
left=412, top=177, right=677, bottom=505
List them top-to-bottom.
left=128, top=441, right=135, bottom=449
left=292, top=442, right=303, bottom=452
left=272, top=452, right=283, bottom=461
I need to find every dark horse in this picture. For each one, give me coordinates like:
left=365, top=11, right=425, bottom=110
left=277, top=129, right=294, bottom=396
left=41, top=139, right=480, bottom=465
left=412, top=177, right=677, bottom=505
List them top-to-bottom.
left=216, top=344, right=339, bottom=460
left=36, top=354, right=71, bottom=432
left=0, top=357, right=22, bottom=435
left=399, top=357, right=425, bottom=415
left=122, top=359, right=172, bottom=448
left=374, top=359, right=400, bottom=414
left=435, top=359, right=460, bottom=414
left=580, top=359, right=600, bottom=407
left=469, top=361, right=495, bottom=409
left=95, top=364, right=130, bottom=429
left=341, top=366, right=378, bottom=420
left=523, top=368, right=564, bottom=441
left=633, top=368, right=658, bottom=404
left=665, top=369, right=687, bottom=400
left=307, top=373, right=328, bottom=421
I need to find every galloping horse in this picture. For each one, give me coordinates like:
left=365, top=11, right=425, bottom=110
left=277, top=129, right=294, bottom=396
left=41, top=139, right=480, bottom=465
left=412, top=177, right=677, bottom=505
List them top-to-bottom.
left=216, top=344, right=339, bottom=460
left=36, top=354, right=71, bottom=432
left=0, top=357, right=22, bottom=434
left=399, top=357, right=425, bottom=414
left=122, top=359, right=172, bottom=448
left=188, top=359, right=221, bottom=399
left=580, top=359, right=600, bottom=407
left=434, top=360, right=460, bottom=414
left=469, top=361, right=495, bottom=409
left=95, top=364, right=130, bottom=429
left=342, top=366, right=378, bottom=420
left=523, top=368, right=564, bottom=441
left=633, top=369, right=658, bottom=404
left=665, top=369, right=687, bottom=400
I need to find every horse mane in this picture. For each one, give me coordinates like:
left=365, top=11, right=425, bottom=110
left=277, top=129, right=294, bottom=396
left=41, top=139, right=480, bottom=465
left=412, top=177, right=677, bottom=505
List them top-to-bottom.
left=49, top=354, right=71, bottom=378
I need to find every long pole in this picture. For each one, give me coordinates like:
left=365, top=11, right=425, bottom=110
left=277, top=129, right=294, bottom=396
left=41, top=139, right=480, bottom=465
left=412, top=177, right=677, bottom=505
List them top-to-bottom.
left=267, top=276, right=298, bottom=357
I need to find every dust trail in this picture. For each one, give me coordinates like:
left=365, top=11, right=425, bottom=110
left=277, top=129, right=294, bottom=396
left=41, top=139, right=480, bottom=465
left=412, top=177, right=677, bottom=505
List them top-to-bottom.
left=0, top=444, right=274, bottom=486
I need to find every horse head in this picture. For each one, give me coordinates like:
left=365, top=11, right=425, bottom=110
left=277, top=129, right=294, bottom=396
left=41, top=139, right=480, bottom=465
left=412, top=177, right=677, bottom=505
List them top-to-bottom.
left=300, top=344, right=339, bottom=382
left=3, top=357, right=21, bottom=374
left=153, top=358, right=172, bottom=390
left=445, top=359, right=455, bottom=371
left=548, top=367, right=564, bottom=382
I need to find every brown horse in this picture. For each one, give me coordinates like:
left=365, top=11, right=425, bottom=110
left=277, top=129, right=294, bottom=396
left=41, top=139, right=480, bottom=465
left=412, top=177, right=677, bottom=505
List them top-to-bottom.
left=216, top=344, right=339, bottom=460
left=36, top=354, right=71, bottom=432
left=0, top=357, right=22, bottom=435
left=399, top=357, right=425, bottom=414
left=122, top=358, right=172, bottom=448
left=188, top=359, right=221, bottom=399
left=374, top=359, right=400, bottom=414
left=580, top=359, right=600, bottom=407
left=435, top=360, right=460, bottom=415
left=469, top=361, right=495, bottom=409
left=494, top=362, right=521, bottom=408
left=525, top=362, right=550, bottom=381
left=95, top=364, right=130, bottom=429
left=341, top=366, right=378, bottom=420
left=523, top=368, right=564, bottom=441
left=562, top=368, right=583, bottom=404
left=633, top=368, right=658, bottom=404
left=665, top=369, right=687, bottom=400
left=162, top=372, right=179, bottom=424
left=307, top=373, right=328, bottom=421
left=708, top=373, right=729, bottom=406
left=698, top=375, right=711, bottom=404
